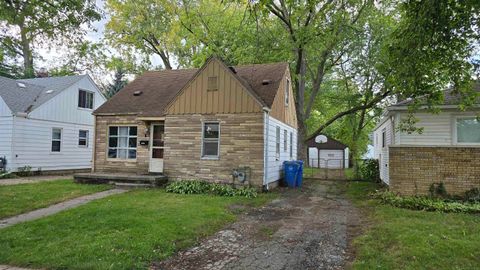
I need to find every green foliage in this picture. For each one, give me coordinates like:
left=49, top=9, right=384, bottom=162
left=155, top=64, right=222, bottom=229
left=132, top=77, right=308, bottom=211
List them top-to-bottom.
left=359, top=159, right=380, bottom=182
left=15, top=166, right=33, bottom=177
left=166, top=180, right=258, bottom=198
left=429, top=182, right=449, bottom=199
left=464, top=188, right=480, bottom=203
left=373, top=191, right=480, bottom=214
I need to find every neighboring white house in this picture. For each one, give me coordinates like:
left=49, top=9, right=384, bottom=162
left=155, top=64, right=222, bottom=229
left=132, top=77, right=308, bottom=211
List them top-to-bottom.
left=0, top=75, right=106, bottom=172
left=373, top=83, right=480, bottom=195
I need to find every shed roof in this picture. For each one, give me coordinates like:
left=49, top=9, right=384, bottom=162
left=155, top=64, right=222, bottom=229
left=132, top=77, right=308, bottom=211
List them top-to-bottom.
left=94, top=60, right=289, bottom=116
left=306, top=135, right=348, bottom=150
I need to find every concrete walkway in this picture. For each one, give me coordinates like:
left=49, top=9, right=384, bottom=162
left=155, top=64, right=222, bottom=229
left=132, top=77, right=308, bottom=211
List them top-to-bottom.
left=0, top=175, right=73, bottom=186
left=0, top=189, right=126, bottom=229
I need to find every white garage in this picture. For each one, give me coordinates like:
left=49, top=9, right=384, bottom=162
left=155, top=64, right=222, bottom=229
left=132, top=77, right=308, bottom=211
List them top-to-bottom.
left=307, top=135, right=349, bottom=169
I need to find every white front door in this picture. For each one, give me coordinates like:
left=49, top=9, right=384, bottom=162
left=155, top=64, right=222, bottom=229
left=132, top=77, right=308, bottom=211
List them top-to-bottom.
left=149, top=123, right=165, bottom=173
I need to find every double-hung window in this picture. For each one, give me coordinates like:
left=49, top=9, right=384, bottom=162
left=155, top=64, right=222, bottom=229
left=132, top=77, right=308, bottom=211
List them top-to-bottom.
left=78, top=89, right=94, bottom=109
left=456, top=117, right=480, bottom=144
left=202, top=122, right=220, bottom=158
left=108, top=126, right=137, bottom=159
left=275, top=126, right=280, bottom=160
left=51, top=128, right=62, bottom=152
left=284, top=129, right=288, bottom=152
left=381, top=129, right=386, bottom=148
left=78, top=130, right=89, bottom=147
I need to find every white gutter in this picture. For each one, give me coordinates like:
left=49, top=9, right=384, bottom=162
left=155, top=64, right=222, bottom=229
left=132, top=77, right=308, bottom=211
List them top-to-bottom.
left=262, top=107, right=271, bottom=190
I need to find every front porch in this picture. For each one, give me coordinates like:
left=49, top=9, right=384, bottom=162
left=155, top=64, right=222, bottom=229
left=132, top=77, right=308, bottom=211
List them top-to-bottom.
left=74, top=172, right=168, bottom=188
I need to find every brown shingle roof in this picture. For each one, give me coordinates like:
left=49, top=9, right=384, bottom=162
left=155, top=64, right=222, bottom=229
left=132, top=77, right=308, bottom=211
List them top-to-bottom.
left=94, top=61, right=289, bottom=116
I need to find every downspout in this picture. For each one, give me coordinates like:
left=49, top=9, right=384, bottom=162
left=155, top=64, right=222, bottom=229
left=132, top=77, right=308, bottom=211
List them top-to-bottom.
left=263, top=107, right=271, bottom=191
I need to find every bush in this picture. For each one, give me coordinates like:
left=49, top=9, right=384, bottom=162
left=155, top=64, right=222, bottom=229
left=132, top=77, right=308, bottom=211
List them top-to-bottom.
left=359, top=159, right=380, bottom=182
left=166, top=180, right=258, bottom=198
left=464, top=188, right=480, bottom=203
left=373, top=191, right=480, bottom=213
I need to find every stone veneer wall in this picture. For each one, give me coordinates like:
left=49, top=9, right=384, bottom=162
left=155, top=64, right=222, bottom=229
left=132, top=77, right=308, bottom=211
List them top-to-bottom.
left=164, top=113, right=265, bottom=187
left=93, top=115, right=149, bottom=174
left=389, top=146, right=480, bottom=196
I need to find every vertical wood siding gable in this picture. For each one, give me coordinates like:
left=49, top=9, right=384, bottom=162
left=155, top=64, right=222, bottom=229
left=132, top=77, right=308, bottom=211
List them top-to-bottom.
left=167, top=59, right=262, bottom=114
left=270, top=69, right=298, bottom=128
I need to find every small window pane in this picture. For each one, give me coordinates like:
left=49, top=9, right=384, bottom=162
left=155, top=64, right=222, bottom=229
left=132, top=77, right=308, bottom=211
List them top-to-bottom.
left=78, top=90, right=86, bottom=107
left=457, top=118, right=480, bottom=143
left=204, top=123, right=219, bottom=139
left=129, top=126, right=137, bottom=136
left=109, top=127, right=118, bottom=136
left=119, top=127, right=128, bottom=136
left=52, top=129, right=61, bottom=140
left=79, top=130, right=87, bottom=138
left=109, top=137, right=117, bottom=147
left=119, top=137, right=128, bottom=147
left=128, top=138, right=137, bottom=148
left=79, top=139, right=87, bottom=146
left=52, top=141, right=61, bottom=152
left=203, top=141, right=218, bottom=156
left=108, top=148, right=117, bottom=158
left=152, top=148, right=163, bottom=158
left=118, top=149, right=127, bottom=159
left=128, top=149, right=137, bottom=159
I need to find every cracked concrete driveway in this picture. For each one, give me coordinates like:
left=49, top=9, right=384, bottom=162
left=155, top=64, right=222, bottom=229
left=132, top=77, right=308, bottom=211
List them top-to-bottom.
left=153, top=180, right=362, bottom=270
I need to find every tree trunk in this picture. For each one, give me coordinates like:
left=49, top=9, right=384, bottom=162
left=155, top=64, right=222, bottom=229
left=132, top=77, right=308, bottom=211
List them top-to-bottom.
left=20, top=25, right=34, bottom=78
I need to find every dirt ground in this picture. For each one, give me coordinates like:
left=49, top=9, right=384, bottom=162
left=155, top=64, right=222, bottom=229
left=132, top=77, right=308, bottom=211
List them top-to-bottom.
left=153, top=180, right=363, bottom=270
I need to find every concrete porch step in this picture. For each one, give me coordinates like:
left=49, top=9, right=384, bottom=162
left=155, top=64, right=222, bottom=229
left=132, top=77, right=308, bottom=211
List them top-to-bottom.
left=74, top=173, right=168, bottom=187
left=114, top=182, right=154, bottom=189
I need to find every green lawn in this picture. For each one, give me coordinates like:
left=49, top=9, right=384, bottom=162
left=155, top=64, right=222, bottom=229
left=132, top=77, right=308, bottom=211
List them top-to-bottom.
left=0, top=180, right=112, bottom=219
left=347, top=181, right=480, bottom=270
left=0, top=189, right=275, bottom=270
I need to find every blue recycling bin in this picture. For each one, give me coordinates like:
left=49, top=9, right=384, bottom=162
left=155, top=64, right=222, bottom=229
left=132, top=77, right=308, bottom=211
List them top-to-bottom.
left=295, top=160, right=304, bottom=187
left=283, top=161, right=299, bottom=187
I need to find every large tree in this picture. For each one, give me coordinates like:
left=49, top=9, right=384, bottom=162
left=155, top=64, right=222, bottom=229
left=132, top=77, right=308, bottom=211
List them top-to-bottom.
left=0, top=0, right=101, bottom=78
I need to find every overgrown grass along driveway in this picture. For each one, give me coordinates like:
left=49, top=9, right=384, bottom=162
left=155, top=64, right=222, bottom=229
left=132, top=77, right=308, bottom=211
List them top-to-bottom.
left=0, top=180, right=112, bottom=219
left=347, top=181, right=480, bottom=270
left=0, top=189, right=276, bottom=270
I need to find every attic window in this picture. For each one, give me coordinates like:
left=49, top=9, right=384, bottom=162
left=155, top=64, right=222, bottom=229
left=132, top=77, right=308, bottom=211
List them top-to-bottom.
left=207, top=76, right=218, bottom=91
left=17, top=82, right=26, bottom=88
left=133, top=90, right=143, bottom=96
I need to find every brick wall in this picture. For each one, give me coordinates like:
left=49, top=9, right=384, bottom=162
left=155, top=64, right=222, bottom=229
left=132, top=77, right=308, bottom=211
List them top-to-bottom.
left=164, top=113, right=265, bottom=187
left=94, top=115, right=149, bottom=174
left=389, top=146, right=480, bottom=195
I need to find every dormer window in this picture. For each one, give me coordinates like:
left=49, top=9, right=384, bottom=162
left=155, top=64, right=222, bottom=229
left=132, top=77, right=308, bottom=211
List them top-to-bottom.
left=207, top=76, right=218, bottom=91
left=285, top=78, right=290, bottom=106
left=78, top=89, right=94, bottom=109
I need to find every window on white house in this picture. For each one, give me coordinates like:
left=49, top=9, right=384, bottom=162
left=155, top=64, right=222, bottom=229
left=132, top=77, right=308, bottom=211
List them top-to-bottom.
left=285, top=78, right=290, bottom=106
left=78, top=89, right=94, bottom=109
left=456, top=117, right=480, bottom=143
left=202, top=122, right=220, bottom=158
left=108, top=126, right=137, bottom=159
left=276, top=126, right=280, bottom=160
left=51, top=128, right=62, bottom=152
left=284, top=129, right=288, bottom=152
left=382, top=129, right=386, bottom=148
left=78, top=130, right=89, bottom=147
left=290, top=132, right=293, bottom=159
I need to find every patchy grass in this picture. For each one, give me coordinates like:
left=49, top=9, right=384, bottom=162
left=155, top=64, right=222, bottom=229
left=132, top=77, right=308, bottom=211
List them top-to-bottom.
left=0, top=180, right=112, bottom=219
left=346, top=181, right=480, bottom=270
left=0, top=189, right=276, bottom=270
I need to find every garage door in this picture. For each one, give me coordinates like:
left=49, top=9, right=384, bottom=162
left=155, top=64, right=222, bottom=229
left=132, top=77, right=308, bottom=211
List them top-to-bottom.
left=309, top=148, right=344, bottom=169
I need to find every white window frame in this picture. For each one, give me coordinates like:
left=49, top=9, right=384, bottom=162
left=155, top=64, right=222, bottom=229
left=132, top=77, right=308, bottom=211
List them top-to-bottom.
left=285, top=78, right=290, bottom=106
left=78, top=89, right=94, bottom=110
left=453, top=116, right=480, bottom=145
left=201, top=121, right=220, bottom=159
left=107, top=126, right=137, bottom=160
left=275, top=126, right=280, bottom=160
left=51, top=128, right=62, bottom=153
left=381, top=128, right=386, bottom=148
left=78, top=130, right=89, bottom=147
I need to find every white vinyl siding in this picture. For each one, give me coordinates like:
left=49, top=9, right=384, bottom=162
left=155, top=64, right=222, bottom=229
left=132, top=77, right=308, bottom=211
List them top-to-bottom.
left=28, top=76, right=105, bottom=125
left=397, top=112, right=452, bottom=145
left=0, top=116, right=13, bottom=170
left=265, top=116, right=298, bottom=184
left=8, top=117, right=94, bottom=171
left=373, top=118, right=393, bottom=185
